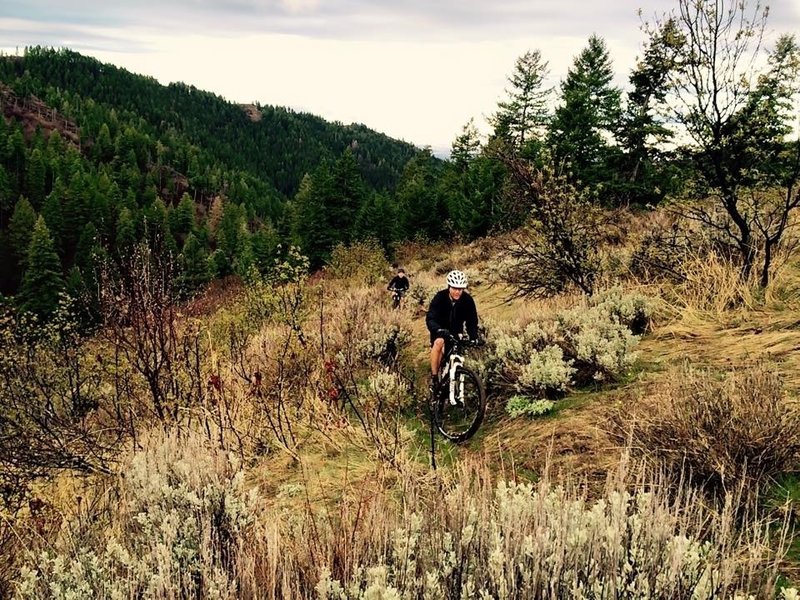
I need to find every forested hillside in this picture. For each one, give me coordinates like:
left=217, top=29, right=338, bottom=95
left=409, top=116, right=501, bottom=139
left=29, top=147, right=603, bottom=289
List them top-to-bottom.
left=0, top=46, right=420, bottom=310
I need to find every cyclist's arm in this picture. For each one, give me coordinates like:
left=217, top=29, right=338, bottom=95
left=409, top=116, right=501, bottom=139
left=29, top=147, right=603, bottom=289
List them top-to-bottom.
left=426, top=294, right=449, bottom=337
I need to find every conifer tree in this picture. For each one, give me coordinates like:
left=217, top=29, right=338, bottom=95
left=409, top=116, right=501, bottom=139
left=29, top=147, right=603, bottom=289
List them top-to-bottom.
left=614, top=19, right=682, bottom=204
left=548, top=34, right=622, bottom=196
left=492, top=50, right=552, bottom=151
left=450, top=119, right=482, bottom=172
left=95, top=123, right=114, bottom=163
left=7, top=127, right=26, bottom=197
left=25, top=148, right=47, bottom=210
left=329, top=148, right=366, bottom=244
left=397, top=149, right=443, bottom=240
left=0, top=164, right=12, bottom=225
left=63, top=170, right=90, bottom=259
left=291, top=171, right=336, bottom=267
left=41, top=187, right=64, bottom=256
left=354, top=191, right=399, bottom=252
left=169, top=192, right=195, bottom=246
left=9, top=196, right=37, bottom=270
left=218, top=201, right=250, bottom=273
left=115, top=207, right=137, bottom=257
left=18, top=216, right=64, bottom=320
left=251, top=223, right=280, bottom=274
left=178, top=232, right=210, bottom=292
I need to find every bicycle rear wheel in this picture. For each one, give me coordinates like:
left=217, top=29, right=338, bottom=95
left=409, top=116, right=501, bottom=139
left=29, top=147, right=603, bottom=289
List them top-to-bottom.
left=434, top=365, right=485, bottom=443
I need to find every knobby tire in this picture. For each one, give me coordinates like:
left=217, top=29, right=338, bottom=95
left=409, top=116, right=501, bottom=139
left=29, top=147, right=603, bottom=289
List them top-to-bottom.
left=434, top=365, right=485, bottom=443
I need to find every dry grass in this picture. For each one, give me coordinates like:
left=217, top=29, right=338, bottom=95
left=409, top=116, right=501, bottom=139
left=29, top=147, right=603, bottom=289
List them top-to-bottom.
left=614, top=364, right=800, bottom=498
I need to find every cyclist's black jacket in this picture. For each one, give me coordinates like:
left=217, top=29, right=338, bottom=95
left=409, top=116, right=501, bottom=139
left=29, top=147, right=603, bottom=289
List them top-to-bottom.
left=387, top=275, right=410, bottom=292
left=426, top=289, right=478, bottom=344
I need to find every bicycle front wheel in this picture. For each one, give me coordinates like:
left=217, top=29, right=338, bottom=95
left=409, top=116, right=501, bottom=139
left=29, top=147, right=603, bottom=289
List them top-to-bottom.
left=435, top=365, right=486, bottom=443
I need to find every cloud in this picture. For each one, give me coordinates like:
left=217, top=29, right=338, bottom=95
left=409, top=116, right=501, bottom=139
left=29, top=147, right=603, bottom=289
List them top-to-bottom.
left=1, top=0, right=797, bottom=152
left=1, top=0, right=680, bottom=42
left=3, top=0, right=797, bottom=44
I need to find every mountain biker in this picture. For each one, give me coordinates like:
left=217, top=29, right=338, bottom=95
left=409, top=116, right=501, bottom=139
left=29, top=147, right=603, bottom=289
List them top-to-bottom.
left=387, top=267, right=410, bottom=294
left=387, top=267, right=410, bottom=308
left=426, top=270, right=479, bottom=392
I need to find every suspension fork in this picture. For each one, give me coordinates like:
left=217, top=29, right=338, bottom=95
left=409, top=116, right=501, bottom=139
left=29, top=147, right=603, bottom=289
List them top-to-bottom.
left=448, top=352, right=464, bottom=405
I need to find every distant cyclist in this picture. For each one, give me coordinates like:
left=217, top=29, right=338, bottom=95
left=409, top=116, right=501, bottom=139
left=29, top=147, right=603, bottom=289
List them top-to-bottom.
left=387, top=267, right=410, bottom=308
left=426, top=270, right=479, bottom=392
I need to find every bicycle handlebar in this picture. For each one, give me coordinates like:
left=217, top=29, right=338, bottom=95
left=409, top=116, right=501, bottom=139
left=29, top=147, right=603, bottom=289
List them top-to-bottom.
left=437, top=330, right=485, bottom=347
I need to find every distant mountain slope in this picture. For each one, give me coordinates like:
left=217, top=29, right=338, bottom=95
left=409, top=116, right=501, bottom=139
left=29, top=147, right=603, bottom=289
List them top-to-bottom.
left=0, top=46, right=428, bottom=302
left=0, top=47, right=418, bottom=198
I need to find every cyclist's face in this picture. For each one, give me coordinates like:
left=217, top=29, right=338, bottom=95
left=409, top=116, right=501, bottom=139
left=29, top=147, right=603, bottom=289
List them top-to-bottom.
left=448, top=286, right=464, bottom=300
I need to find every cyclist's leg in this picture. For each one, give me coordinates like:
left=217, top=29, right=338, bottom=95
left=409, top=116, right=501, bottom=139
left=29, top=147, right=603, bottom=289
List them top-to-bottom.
left=430, top=337, right=445, bottom=387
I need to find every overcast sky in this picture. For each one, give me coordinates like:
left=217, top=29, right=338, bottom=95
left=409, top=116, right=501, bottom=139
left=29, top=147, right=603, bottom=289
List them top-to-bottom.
left=1, top=1, right=799, bottom=155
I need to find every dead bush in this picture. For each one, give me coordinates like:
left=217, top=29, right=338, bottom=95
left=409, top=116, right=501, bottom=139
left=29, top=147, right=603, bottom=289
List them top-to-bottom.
left=615, top=365, right=800, bottom=496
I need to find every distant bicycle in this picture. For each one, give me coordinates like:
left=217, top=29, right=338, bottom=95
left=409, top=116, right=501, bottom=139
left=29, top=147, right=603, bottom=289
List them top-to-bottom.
left=389, top=287, right=406, bottom=309
left=431, top=333, right=486, bottom=443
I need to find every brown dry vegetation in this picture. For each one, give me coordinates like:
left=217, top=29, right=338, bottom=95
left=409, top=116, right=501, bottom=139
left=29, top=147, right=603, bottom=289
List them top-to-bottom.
left=5, top=208, right=800, bottom=598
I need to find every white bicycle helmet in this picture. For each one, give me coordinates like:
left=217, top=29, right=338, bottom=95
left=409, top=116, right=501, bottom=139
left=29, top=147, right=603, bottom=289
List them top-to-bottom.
left=446, top=270, right=468, bottom=289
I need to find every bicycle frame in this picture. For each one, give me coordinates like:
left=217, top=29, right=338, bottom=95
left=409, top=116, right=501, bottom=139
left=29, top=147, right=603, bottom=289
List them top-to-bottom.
left=429, top=334, right=486, bottom=456
left=439, top=337, right=471, bottom=405
left=446, top=350, right=465, bottom=405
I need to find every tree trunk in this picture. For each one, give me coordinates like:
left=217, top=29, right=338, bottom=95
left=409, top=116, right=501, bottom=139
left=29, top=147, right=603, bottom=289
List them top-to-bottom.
left=760, top=241, right=772, bottom=288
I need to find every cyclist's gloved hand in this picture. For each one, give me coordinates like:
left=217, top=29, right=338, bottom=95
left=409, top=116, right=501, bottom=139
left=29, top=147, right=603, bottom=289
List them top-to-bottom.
left=436, top=328, right=454, bottom=341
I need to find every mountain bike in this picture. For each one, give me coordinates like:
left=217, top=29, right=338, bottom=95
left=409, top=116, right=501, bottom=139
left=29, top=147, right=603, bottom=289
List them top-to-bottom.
left=389, top=288, right=406, bottom=309
left=431, top=333, right=486, bottom=443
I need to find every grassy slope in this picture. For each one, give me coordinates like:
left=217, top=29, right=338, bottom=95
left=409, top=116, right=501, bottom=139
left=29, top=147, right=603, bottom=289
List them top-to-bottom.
left=351, top=242, right=800, bottom=492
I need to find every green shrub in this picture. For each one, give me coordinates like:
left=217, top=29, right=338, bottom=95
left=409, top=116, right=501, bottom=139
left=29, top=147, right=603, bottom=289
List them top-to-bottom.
left=484, top=290, right=649, bottom=401
left=557, top=306, right=639, bottom=383
left=517, top=345, right=574, bottom=395
left=505, top=395, right=556, bottom=417
left=15, top=432, right=257, bottom=599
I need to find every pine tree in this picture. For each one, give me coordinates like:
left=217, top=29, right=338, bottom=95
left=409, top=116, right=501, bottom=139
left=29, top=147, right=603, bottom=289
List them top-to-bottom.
left=615, top=19, right=682, bottom=204
left=548, top=35, right=622, bottom=196
left=492, top=50, right=552, bottom=151
left=450, top=119, right=482, bottom=172
left=95, top=123, right=114, bottom=163
left=7, top=127, right=26, bottom=198
left=25, top=148, right=47, bottom=209
left=328, top=148, right=366, bottom=244
left=397, top=149, right=444, bottom=240
left=0, top=164, right=12, bottom=226
left=63, top=170, right=91, bottom=260
left=291, top=170, right=336, bottom=267
left=41, top=187, right=65, bottom=257
left=354, top=191, right=399, bottom=252
left=169, top=192, right=195, bottom=246
left=9, top=196, right=38, bottom=270
left=218, top=201, right=250, bottom=273
left=115, top=207, right=137, bottom=258
left=18, top=216, right=64, bottom=320
left=75, top=222, right=100, bottom=275
left=251, top=223, right=280, bottom=274
left=178, top=232, right=210, bottom=292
